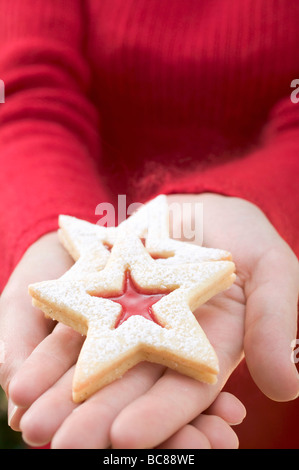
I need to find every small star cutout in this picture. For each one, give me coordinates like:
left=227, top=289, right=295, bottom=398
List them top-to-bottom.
left=106, top=272, right=167, bottom=328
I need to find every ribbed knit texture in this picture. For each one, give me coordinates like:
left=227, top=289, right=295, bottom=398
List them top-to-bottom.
left=0, top=0, right=298, bottom=448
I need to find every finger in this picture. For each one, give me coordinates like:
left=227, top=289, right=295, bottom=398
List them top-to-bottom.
left=245, top=243, right=299, bottom=401
left=0, top=286, right=52, bottom=399
left=0, top=289, right=53, bottom=432
left=9, top=323, right=84, bottom=408
left=20, top=361, right=164, bottom=449
left=51, top=362, right=164, bottom=449
left=20, top=367, right=77, bottom=447
left=110, top=369, right=233, bottom=450
left=111, top=369, right=220, bottom=449
left=204, top=391, right=246, bottom=425
left=157, top=392, right=244, bottom=449
left=7, top=400, right=27, bottom=432
left=191, top=414, right=239, bottom=449
left=156, top=424, right=211, bottom=449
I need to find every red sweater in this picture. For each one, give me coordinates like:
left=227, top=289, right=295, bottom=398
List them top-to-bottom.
left=0, top=0, right=298, bottom=449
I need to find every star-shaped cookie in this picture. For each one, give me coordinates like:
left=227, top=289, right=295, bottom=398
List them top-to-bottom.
left=29, top=195, right=236, bottom=402
left=57, top=195, right=232, bottom=278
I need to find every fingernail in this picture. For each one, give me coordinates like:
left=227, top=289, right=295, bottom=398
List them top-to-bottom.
left=8, top=401, right=19, bottom=428
left=8, top=405, right=18, bottom=427
left=228, top=419, right=244, bottom=426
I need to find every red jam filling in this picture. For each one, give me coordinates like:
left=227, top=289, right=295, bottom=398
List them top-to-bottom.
left=107, top=273, right=167, bottom=328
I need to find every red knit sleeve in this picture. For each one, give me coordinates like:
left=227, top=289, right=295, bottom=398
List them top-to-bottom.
left=0, top=0, right=108, bottom=290
left=160, top=96, right=299, bottom=258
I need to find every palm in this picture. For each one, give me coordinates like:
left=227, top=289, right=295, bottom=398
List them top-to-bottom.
left=194, top=277, right=245, bottom=371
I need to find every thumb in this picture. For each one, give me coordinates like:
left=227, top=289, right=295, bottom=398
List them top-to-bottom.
left=244, top=242, right=299, bottom=401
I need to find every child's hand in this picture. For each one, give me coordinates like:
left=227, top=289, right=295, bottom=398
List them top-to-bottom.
left=2, top=193, right=298, bottom=448
left=0, top=226, right=245, bottom=449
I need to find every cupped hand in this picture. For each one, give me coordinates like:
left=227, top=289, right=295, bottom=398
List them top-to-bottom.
left=2, top=193, right=298, bottom=448
left=1, top=219, right=245, bottom=449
